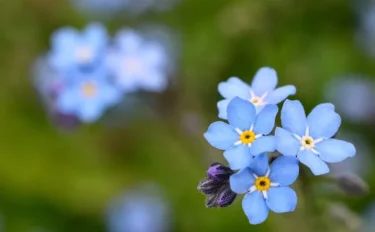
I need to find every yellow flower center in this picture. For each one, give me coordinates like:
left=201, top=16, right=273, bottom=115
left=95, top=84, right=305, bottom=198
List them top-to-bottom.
left=75, top=46, right=93, bottom=63
left=81, top=81, right=97, bottom=98
left=250, top=96, right=263, bottom=106
left=240, top=130, right=256, bottom=144
left=301, top=136, right=315, bottom=149
left=255, top=176, right=271, bottom=191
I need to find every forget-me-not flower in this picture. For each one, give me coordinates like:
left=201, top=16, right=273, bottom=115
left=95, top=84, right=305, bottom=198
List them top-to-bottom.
left=48, top=23, right=108, bottom=71
left=106, top=29, right=168, bottom=93
left=55, top=67, right=122, bottom=123
left=217, top=67, right=296, bottom=119
left=204, top=97, right=278, bottom=170
left=276, top=100, right=356, bottom=175
left=230, top=154, right=299, bottom=225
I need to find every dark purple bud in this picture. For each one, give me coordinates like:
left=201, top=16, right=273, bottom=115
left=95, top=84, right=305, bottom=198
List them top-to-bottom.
left=51, top=111, right=80, bottom=131
left=207, top=163, right=234, bottom=182
left=197, top=178, right=222, bottom=195
left=217, top=187, right=237, bottom=207
left=205, top=193, right=219, bottom=208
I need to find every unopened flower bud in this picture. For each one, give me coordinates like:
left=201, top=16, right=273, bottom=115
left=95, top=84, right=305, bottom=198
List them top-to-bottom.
left=207, top=163, right=233, bottom=182
left=337, top=173, right=369, bottom=196
left=197, top=178, right=222, bottom=195
left=217, top=187, right=236, bottom=207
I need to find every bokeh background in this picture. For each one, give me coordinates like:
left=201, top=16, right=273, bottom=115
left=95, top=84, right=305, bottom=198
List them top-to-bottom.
left=0, top=0, right=374, bottom=231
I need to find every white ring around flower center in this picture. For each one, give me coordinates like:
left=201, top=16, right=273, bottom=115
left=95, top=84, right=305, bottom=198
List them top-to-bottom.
left=249, top=89, right=268, bottom=106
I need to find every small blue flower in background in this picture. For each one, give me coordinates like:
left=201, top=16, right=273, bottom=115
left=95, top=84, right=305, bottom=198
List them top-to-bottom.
left=70, top=0, right=128, bottom=16
left=48, top=23, right=108, bottom=72
left=106, top=29, right=169, bottom=93
left=55, top=67, right=122, bottom=123
left=217, top=67, right=296, bottom=119
left=204, top=97, right=278, bottom=170
left=276, top=100, right=356, bottom=175
left=230, top=154, right=299, bottom=225
left=107, top=185, right=171, bottom=232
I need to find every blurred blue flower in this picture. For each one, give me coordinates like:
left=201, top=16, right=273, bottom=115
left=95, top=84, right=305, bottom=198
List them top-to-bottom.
left=71, top=0, right=128, bottom=16
left=48, top=23, right=108, bottom=72
left=106, top=29, right=169, bottom=93
left=55, top=67, right=122, bottom=123
left=217, top=67, right=296, bottom=119
left=204, top=97, right=278, bottom=170
left=276, top=100, right=356, bottom=176
left=230, top=154, right=299, bottom=225
left=107, top=185, right=170, bottom=232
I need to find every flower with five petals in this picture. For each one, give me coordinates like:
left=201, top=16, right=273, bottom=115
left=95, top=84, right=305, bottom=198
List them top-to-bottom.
left=204, top=97, right=278, bottom=170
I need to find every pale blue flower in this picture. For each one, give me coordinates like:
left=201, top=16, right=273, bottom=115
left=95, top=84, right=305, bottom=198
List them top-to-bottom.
left=48, top=23, right=108, bottom=71
left=106, top=29, right=168, bottom=93
left=55, top=67, right=122, bottom=123
left=217, top=67, right=296, bottom=119
left=204, top=97, right=278, bottom=170
left=276, top=100, right=356, bottom=176
left=230, top=154, right=299, bottom=225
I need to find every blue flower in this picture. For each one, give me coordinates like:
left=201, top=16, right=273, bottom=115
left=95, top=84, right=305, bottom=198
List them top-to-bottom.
left=71, top=0, right=128, bottom=16
left=48, top=23, right=108, bottom=71
left=106, top=29, right=168, bottom=93
left=55, top=67, right=122, bottom=123
left=217, top=67, right=296, bottom=119
left=204, top=97, right=278, bottom=170
left=276, top=100, right=356, bottom=175
left=230, top=154, right=299, bottom=225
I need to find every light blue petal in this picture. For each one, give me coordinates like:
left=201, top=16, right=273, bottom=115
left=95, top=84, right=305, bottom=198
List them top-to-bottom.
left=84, top=22, right=108, bottom=48
left=51, top=27, right=79, bottom=51
left=115, top=29, right=142, bottom=51
left=143, top=43, right=167, bottom=67
left=251, top=67, right=278, bottom=96
left=139, top=70, right=168, bottom=92
left=218, top=77, right=251, bottom=100
left=102, top=85, right=122, bottom=107
left=266, top=85, right=296, bottom=105
left=56, top=90, right=81, bottom=113
left=227, top=97, right=256, bottom=131
left=217, top=99, right=230, bottom=119
left=281, top=100, right=307, bottom=136
left=78, top=102, right=104, bottom=123
left=312, top=103, right=335, bottom=111
left=253, top=104, right=278, bottom=135
left=307, top=104, right=341, bottom=139
left=204, top=122, right=238, bottom=150
left=275, top=127, right=300, bottom=156
left=249, top=136, right=276, bottom=157
left=315, top=139, right=356, bottom=163
left=224, top=144, right=252, bottom=170
left=298, top=149, right=329, bottom=175
left=249, top=153, right=269, bottom=177
left=269, top=156, right=299, bottom=186
left=230, top=168, right=255, bottom=194
left=266, top=187, right=297, bottom=213
left=242, top=191, right=269, bottom=225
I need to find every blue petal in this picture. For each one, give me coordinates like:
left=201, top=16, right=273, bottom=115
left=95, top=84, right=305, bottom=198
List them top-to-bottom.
left=84, top=23, right=108, bottom=48
left=51, top=27, right=79, bottom=51
left=115, top=29, right=142, bottom=51
left=251, top=67, right=278, bottom=96
left=139, top=71, right=168, bottom=92
left=218, top=77, right=251, bottom=100
left=102, top=85, right=122, bottom=106
left=266, top=85, right=296, bottom=105
left=56, top=90, right=81, bottom=113
left=227, top=97, right=256, bottom=131
left=217, top=99, right=230, bottom=119
left=281, top=100, right=307, bottom=136
left=78, top=102, right=104, bottom=123
left=312, top=103, right=335, bottom=111
left=253, top=104, right=278, bottom=135
left=307, top=104, right=341, bottom=139
left=204, top=122, right=238, bottom=150
left=275, top=127, right=300, bottom=156
left=249, top=136, right=276, bottom=157
left=315, top=139, right=356, bottom=163
left=223, top=144, right=252, bottom=170
left=298, top=149, right=329, bottom=175
left=249, top=153, right=269, bottom=177
left=269, top=156, right=299, bottom=186
left=230, top=168, right=255, bottom=194
left=266, top=187, right=297, bottom=213
left=242, top=191, right=269, bottom=225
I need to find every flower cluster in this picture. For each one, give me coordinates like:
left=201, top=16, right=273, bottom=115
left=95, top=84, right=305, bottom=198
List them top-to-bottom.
left=33, top=23, right=169, bottom=125
left=199, top=67, right=357, bottom=225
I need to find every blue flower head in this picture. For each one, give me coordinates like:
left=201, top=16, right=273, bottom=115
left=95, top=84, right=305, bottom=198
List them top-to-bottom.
left=48, top=23, right=108, bottom=72
left=106, top=29, right=168, bottom=93
left=55, top=66, right=122, bottom=123
left=218, top=67, right=296, bottom=119
left=204, top=97, right=278, bottom=170
left=276, top=100, right=356, bottom=175
left=230, top=154, right=299, bottom=225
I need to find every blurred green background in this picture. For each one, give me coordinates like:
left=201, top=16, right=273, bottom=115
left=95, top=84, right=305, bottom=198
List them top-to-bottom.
left=0, top=0, right=373, bottom=231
